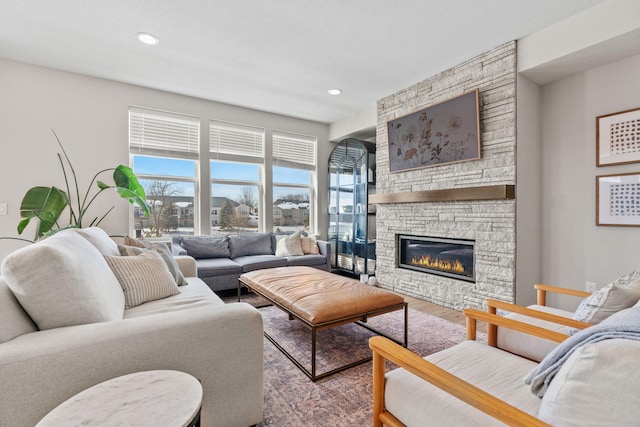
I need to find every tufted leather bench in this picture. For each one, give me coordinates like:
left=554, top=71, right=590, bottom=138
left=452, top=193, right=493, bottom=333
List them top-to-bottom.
left=239, top=266, right=407, bottom=381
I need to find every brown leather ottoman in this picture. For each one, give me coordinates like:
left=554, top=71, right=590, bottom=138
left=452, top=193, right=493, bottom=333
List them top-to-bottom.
left=239, top=266, right=407, bottom=381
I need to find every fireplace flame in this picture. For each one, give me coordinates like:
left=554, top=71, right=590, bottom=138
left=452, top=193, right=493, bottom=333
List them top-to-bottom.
left=411, top=255, right=465, bottom=274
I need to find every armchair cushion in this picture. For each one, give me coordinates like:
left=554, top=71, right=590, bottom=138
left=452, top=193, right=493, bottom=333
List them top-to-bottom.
left=384, top=340, right=540, bottom=426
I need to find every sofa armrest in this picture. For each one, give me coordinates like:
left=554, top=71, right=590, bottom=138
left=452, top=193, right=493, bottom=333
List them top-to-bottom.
left=317, top=240, right=331, bottom=271
left=174, top=255, right=197, bottom=277
left=534, top=283, right=591, bottom=306
left=0, top=303, right=263, bottom=427
left=369, top=336, right=550, bottom=427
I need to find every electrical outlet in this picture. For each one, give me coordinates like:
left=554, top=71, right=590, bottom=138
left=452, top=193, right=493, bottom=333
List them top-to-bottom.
left=0, top=203, right=7, bottom=215
left=585, top=281, right=597, bottom=293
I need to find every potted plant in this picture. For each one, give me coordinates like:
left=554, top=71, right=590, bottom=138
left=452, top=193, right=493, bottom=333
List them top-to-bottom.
left=14, top=131, right=150, bottom=241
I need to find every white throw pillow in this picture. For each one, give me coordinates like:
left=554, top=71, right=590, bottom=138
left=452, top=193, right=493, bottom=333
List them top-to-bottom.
left=73, top=227, right=120, bottom=256
left=1, top=229, right=125, bottom=330
left=275, top=231, right=304, bottom=257
left=104, top=251, right=180, bottom=309
left=572, top=277, right=640, bottom=326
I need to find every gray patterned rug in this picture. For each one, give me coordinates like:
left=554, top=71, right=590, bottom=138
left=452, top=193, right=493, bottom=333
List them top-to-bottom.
left=223, top=293, right=485, bottom=426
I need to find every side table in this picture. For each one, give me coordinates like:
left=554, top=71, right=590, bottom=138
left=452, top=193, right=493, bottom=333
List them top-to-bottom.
left=36, top=370, right=202, bottom=427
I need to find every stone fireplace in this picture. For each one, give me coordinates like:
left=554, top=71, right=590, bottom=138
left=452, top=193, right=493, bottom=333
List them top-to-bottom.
left=373, top=41, right=517, bottom=310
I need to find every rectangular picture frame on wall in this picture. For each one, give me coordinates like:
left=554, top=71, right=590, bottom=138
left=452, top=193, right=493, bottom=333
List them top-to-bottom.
left=386, top=89, right=480, bottom=173
left=596, top=107, right=640, bottom=166
left=596, top=172, right=640, bottom=226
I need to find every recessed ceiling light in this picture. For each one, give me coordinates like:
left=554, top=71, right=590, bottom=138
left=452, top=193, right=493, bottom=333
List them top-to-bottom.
left=136, top=32, right=159, bottom=45
left=328, top=88, right=342, bottom=96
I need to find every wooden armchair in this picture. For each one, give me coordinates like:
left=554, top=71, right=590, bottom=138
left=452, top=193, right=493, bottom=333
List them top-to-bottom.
left=485, top=284, right=592, bottom=361
left=370, top=308, right=568, bottom=427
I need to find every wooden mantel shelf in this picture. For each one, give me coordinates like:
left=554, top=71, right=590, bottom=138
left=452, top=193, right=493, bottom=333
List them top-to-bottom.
left=369, top=184, right=515, bottom=204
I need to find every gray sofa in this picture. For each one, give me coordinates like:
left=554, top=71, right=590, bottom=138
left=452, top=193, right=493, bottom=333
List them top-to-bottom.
left=0, top=228, right=263, bottom=427
left=172, top=232, right=331, bottom=292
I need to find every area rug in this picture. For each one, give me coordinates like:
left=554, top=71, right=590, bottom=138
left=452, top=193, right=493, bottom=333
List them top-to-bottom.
left=224, top=298, right=486, bottom=426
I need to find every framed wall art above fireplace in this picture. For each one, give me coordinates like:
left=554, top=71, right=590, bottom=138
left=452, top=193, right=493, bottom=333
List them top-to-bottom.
left=386, top=88, right=481, bottom=173
left=596, top=172, right=640, bottom=226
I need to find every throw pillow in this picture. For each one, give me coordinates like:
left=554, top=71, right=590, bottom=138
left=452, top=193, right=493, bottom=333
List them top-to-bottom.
left=73, top=227, right=120, bottom=256
left=1, top=229, right=125, bottom=330
left=275, top=231, right=304, bottom=257
left=228, top=233, right=273, bottom=258
left=123, top=235, right=150, bottom=248
left=179, top=235, right=230, bottom=259
left=300, top=235, right=320, bottom=255
left=118, top=243, right=188, bottom=286
left=104, top=251, right=180, bottom=309
left=572, top=277, right=640, bottom=326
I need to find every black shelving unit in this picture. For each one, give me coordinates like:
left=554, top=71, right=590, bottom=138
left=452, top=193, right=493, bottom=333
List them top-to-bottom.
left=328, top=138, right=376, bottom=278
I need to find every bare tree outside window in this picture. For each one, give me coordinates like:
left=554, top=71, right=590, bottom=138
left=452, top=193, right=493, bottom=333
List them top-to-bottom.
left=145, top=180, right=183, bottom=237
left=236, top=186, right=257, bottom=211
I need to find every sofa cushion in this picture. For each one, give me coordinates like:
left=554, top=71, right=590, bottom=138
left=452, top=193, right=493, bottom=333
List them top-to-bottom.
left=73, top=227, right=120, bottom=256
left=1, top=229, right=125, bottom=330
left=275, top=231, right=303, bottom=257
left=228, top=233, right=273, bottom=258
left=123, top=235, right=151, bottom=248
left=180, top=235, right=230, bottom=259
left=118, top=243, right=188, bottom=286
left=105, top=251, right=180, bottom=309
left=286, top=254, right=327, bottom=268
left=234, top=255, right=288, bottom=272
left=196, top=258, right=243, bottom=277
left=571, top=277, right=640, bottom=328
left=0, top=278, right=37, bottom=343
left=124, top=278, right=223, bottom=318
left=538, top=338, right=640, bottom=425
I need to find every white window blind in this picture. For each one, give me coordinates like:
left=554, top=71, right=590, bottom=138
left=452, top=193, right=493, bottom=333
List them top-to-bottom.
left=129, top=107, right=200, bottom=159
left=210, top=120, right=264, bottom=163
left=272, top=131, right=317, bottom=170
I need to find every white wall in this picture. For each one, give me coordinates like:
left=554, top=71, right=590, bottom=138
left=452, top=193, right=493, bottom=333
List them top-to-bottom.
left=540, top=53, right=640, bottom=309
left=0, top=59, right=330, bottom=262
left=515, top=75, right=542, bottom=306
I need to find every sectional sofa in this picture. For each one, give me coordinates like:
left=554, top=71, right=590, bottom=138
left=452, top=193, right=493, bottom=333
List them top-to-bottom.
left=0, top=227, right=263, bottom=427
left=172, top=232, right=331, bottom=292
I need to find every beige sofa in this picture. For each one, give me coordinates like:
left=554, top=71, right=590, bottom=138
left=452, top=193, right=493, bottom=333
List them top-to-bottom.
left=0, top=228, right=263, bottom=427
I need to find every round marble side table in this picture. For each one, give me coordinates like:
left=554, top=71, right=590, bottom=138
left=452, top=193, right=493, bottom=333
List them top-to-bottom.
left=36, top=370, right=202, bottom=427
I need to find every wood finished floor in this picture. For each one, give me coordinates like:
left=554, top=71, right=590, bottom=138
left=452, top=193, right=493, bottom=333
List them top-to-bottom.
left=398, top=293, right=488, bottom=334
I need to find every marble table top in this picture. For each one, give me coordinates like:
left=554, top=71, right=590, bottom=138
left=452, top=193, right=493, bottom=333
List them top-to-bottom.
left=36, top=370, right=202, bottom=427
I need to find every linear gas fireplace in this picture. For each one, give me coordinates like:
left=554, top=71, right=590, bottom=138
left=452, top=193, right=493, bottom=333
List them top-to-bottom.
left=397, top=235, right=475, bottom=282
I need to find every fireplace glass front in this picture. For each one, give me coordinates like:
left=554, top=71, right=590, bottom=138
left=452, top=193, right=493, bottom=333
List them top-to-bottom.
left=397, top=235, right=475, bottom=282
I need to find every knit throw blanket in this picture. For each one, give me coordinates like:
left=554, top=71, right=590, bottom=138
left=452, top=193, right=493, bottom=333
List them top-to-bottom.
left=525, top=306, right=640, bottom=397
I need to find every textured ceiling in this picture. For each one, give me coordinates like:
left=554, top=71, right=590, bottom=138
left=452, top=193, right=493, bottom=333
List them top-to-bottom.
left=0, top=0, right=604, bottom=123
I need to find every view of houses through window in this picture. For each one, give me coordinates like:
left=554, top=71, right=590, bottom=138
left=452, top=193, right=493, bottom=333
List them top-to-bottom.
left=129, top=108, right=317, bottom=239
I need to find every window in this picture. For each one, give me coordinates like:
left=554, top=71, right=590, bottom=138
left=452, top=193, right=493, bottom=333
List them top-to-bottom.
left=129, top=107, right=199, bottom=238
left=210, top=120, right=264, bottom=234
left=272, top=131, right=316, bottom=232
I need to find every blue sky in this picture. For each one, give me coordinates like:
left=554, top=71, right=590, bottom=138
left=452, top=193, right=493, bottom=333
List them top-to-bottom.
left=133, top=156, right=310, bottom=200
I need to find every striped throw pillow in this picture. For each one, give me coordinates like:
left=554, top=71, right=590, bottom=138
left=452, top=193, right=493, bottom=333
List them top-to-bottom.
left=118, top=243, right=188, bottom=286
left=104, top=251, right=180, bottom=309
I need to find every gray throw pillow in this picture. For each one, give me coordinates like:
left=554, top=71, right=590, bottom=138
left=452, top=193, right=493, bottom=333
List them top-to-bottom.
left=228, top=233, right=273, bottom=258
left=179, top=236, right=230, bottom=259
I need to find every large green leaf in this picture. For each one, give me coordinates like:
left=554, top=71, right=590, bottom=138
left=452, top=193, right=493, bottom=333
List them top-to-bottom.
left=97, top=165, right=151, bottom=216
left=18, top=186, right=68, bottom=239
